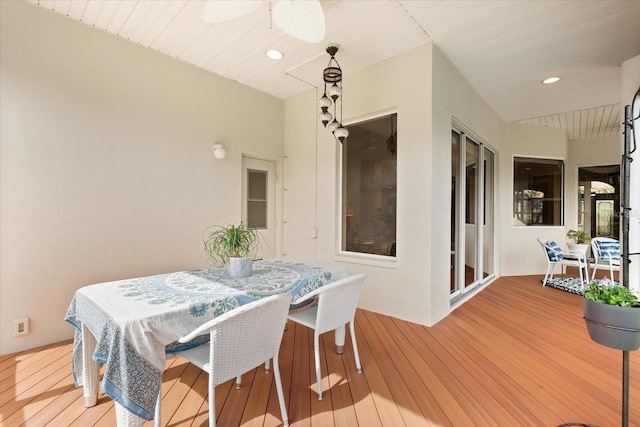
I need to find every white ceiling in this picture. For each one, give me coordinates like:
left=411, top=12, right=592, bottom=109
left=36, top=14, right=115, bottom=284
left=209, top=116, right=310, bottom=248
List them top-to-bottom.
left=29, top=0, right=640, bottom=140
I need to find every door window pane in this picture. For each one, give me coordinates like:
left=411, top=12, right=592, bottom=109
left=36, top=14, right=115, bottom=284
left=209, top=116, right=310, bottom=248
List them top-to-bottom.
left=342, top=113, right=397, bottom=256
left=451, top=131, right=459, bottom=293
left=465, top=139, right=479, bottom=285
left=465, top=141, right=478, bottom=224
left=483, top=147, right=494, bottom=277
left=513, top=157, right=564, bottom=226
left=247, top=170, right=267, bottom=229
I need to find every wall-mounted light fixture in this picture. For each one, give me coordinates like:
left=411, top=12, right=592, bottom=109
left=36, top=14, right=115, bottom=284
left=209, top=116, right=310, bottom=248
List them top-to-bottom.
left=318, top=44, right=348, bottom=143
left=212, top=144, right=226, bottom=159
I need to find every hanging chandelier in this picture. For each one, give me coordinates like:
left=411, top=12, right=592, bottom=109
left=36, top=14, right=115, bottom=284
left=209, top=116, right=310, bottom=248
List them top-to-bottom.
left=318, top=45, right=349, bottom=142
left=386, top=115, right=397, bottom=155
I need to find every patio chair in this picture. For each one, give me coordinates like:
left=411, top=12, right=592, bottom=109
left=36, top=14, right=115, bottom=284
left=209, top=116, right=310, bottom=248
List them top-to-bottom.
left=537, top=237, right=589, bottom=287
left=590, top=237, right=621, bottom=281
left=287, top=273, right=366, bottom=400
left=158, top=294, right=292, bottom=427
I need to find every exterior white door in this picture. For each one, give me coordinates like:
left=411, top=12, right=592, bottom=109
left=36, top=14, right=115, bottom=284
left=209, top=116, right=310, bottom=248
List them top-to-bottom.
left=242, top=156, right=276, bottom=260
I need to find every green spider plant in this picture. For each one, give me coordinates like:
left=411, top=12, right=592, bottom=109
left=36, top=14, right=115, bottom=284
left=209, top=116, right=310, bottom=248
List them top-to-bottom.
left=203, top=221, right=260, bottom=265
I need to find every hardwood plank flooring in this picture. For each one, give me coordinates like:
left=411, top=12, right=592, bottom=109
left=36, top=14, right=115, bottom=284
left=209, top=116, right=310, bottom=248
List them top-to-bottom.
left=1, top=275, right=639, bottom=426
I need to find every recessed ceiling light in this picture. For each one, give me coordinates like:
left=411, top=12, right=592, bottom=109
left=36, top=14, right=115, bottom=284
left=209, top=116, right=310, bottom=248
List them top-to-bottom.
left=266, top=49, right=283, bottom=60
left=542, top=76, right=560, bottom=84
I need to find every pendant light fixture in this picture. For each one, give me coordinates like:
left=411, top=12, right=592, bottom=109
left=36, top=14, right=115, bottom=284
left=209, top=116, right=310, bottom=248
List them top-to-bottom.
left=318, top=45, right=348, bottom=142
left=386, top=115, right=397, bottom=155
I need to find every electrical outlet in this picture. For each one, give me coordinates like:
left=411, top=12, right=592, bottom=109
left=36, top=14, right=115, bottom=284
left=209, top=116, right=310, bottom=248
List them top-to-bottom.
left=13, top=317, right=29, bottom=336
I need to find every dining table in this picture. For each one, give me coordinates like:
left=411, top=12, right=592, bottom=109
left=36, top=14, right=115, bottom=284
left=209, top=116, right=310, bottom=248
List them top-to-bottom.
left=65, top=258, right=349, bottom=426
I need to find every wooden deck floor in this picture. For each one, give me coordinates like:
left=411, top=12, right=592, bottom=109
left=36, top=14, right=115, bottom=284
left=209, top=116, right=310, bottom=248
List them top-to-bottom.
left=1, top=275, right=639, bottom=426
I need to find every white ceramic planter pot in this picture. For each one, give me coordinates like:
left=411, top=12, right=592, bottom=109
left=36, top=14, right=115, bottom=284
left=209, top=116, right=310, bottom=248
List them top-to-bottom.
left=568, top=243, right=590, bottom=257
left=229, top=257, right=253, bottom=278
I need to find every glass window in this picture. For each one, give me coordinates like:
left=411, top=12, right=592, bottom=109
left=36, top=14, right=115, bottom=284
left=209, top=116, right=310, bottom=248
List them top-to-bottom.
left=342, top=113, right=397, bottom=256
left=465, top=139, right=479, bottom=224
left=513, top=157, right=563, bottom=226
left=578, top=165, right=620, bottom=239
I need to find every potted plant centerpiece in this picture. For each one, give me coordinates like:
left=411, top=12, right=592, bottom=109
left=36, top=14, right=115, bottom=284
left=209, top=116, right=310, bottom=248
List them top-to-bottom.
left=203, top=221, right=260, bottom=277
left=566, top=229, right=590, bottom=257
left=583, top=278, right=640, bottom=351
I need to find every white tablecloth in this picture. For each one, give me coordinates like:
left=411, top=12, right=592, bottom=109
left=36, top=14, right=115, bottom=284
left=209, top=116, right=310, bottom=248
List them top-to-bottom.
left=65, top=258, right=348, bottom=420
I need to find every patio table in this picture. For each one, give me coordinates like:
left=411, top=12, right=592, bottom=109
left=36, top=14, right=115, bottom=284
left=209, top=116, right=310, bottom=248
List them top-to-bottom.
left=65, top=258, right=348, bottom=426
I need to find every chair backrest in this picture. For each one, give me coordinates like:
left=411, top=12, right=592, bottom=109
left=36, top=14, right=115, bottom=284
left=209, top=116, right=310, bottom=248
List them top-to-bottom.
left=537, top=237, right=563, bottom=262
left=591, top=237, right=620, bottom=261
left=315, top=273, right=366, bottom=335
left=182, top=294, right=291, bottom=387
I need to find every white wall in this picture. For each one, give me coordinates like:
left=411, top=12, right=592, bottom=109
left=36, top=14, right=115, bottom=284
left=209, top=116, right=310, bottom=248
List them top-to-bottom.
left=0, top=1, right=284, bottom=355
left=284, top=44, right=569, bottom=326
left=285, top=45, right=434, bottom=325
left=431, top=46, right=505, bottom=319
left=281, top=90, right=320, bottom=260
left=498, top=124, right=568, bottom=276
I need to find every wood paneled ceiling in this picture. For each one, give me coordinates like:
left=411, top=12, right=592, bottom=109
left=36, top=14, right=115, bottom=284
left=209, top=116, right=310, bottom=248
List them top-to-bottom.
left=29, top=0, right=640, bottom=140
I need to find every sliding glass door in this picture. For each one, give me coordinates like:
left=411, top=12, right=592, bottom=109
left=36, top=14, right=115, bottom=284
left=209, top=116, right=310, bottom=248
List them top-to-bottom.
left=451, top=126, right=495, bottom=298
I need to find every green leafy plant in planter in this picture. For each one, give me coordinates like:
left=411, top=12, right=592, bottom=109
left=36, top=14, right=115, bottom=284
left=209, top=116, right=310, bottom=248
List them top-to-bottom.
left=203, top=222, right=260, bottom=277
left=566, top=229, right=590, bottom=244
left=566, top=229, right=591, bottom=257
left=582, top=278, right=640, bottom=351
left=584, top=279, right=640, bottom=307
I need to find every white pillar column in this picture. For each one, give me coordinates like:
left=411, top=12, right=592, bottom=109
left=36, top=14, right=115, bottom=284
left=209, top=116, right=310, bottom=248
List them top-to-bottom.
left=621, top=55, right=640, bottom=293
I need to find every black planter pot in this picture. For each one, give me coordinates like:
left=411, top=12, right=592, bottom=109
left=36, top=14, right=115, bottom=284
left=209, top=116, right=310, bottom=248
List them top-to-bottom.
left=583, top=298, right=640, bottom=351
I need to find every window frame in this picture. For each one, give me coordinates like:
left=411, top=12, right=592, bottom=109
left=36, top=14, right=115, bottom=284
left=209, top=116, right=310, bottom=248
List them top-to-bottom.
left=335, top=110, right=398, bottom=268
left=512, top=156, right=565, bottom=227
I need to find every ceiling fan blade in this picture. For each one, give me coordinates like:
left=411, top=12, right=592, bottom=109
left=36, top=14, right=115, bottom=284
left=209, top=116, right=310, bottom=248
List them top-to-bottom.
left=203, top=0, right=263, bottom=23
left=272, top=0, right=325, bottom=43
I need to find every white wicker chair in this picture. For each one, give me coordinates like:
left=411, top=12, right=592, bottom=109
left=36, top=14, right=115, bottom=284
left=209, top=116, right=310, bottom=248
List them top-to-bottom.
left=537, top=237, right=589, bottom=287
left=590, top=237, right=621, bottom=280
left=287, top=273, right=366, bottom=400
left=159, top=294, right=291, bottom=427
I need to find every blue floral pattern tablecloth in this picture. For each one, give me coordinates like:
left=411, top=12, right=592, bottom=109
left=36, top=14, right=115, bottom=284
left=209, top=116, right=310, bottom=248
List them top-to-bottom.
left=65, top=258, right=347, bottom=421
